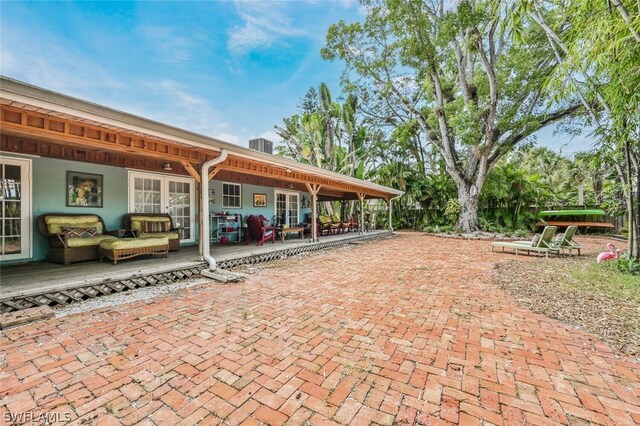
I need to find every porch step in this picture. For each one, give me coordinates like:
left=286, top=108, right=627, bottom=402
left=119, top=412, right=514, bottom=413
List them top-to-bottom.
left=0, top=306, right=54, bottom=329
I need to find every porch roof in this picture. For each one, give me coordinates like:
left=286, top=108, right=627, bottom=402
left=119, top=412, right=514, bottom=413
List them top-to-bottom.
left=0, top=76, right=402, bottom=200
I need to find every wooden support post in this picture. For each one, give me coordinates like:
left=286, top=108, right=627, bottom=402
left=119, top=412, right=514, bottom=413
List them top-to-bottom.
left=198, top=180, right=204, bottom=256
left=305, top=182, right=321, bottom=242
left=357, top=192, right=366, bottom=235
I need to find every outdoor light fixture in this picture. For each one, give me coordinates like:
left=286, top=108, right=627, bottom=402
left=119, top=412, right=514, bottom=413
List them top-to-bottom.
left=163, top=163, right=172, bottom=171
left=286, top=168, right=292, bottom=173
left=287, top=183, right=294, bottom=189
left=208, top=189, right=216, bottom=204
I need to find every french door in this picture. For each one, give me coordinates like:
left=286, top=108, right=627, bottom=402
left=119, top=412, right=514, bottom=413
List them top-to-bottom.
left=0, top=157, right=31, bottom=261
left=128, top=172, right=195, bottom=243
left=274, top=190, right=299, bottom=227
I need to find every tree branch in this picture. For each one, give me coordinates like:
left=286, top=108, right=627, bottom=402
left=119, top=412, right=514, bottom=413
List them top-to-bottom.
left=488, top=103, right=583, bottom=167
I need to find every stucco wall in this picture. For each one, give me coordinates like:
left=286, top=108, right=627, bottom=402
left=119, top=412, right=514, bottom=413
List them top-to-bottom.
left=1, top=154, right=129, bottom=264
left=207, top=180, right=310, bottom=242
left=208, top=180, right=311, bottom=223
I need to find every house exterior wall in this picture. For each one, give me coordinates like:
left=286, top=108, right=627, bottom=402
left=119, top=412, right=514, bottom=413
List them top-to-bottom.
left=1, top=153, right=128, bottom=264
left=208, top=180, right=311, bottom=224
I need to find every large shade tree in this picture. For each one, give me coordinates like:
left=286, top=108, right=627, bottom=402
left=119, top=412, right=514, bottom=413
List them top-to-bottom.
left=322, top=0, right=582, bottom=231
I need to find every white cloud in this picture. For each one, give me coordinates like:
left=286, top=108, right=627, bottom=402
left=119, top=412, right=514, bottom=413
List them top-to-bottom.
left=227, top=2, right=305, bottom=54
left=137, top=25, right=200, bottom=63
left=0, top=30, right=125, bottom=97
left=137, top=79, right=232, bottom=138
left=257, top=130, right=280, bottom=143
left=213, top=132, right=241, bottom=145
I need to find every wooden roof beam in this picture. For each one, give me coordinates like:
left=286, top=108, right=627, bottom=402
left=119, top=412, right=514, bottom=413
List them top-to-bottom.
left=180, top=161, right=201, bottom=183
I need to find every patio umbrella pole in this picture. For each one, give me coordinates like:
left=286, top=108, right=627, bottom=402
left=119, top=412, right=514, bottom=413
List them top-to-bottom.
left=200, top=150, right=244, bottom=283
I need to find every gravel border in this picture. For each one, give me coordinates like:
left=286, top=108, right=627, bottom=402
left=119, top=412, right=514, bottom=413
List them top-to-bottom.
left=54, top=277, right=215, bottom=317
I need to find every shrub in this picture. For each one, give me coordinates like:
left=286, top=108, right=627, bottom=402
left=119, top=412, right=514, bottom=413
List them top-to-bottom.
left=444, top=199, right=461, bottom=224
left=514, top=229, right=529, bottom=238
left=616, top=254, right=640, bottom=276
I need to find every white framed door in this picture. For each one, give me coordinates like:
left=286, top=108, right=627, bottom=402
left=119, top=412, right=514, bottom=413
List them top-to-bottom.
left=0, top=157, right=32, bottom=261
left=128, top=171, right=195, bottom=243
left=274, top=190, right=300, bottom=227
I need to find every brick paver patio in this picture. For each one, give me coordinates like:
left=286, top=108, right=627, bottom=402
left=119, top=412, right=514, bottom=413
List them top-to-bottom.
left=1, top=233, right=639, bottom=425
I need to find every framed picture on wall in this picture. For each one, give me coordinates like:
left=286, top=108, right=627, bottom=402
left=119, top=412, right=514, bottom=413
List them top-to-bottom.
left=66, top=171, right=103, bottom=207
left=253, top=193, right=267, bottom=207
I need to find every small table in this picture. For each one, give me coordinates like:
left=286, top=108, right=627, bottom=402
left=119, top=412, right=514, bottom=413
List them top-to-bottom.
left=278, top=227, right=305, bottom=242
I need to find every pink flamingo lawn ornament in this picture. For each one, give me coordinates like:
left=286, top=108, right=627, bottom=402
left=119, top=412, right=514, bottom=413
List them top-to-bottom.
left=596, top=243, right=622, bottom=263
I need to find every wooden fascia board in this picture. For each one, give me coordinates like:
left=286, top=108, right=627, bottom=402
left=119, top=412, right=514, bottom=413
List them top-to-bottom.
left=0, top=106, right=215, bottom=164
left=0, top=122, right=207, bottom=164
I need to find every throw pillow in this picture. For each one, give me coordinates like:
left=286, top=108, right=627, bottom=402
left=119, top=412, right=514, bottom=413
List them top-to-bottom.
left=142, top=221, right=169, bottom=233
left=63, top=226, right=98, bottom=238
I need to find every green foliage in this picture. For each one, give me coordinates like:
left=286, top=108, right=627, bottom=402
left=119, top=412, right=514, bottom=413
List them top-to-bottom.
left=323, top=0, right=582, bottom=231
left=501, top=0, right=639, bottom=258
left=275, top=83, right=369, bottom=180
left=479, top=155, right=551, bottom=229
left=444, top=199, right=460, bottom=224
left=514, top=229, right=529, bottom=238
left=616, top=254, right=640, bottom=276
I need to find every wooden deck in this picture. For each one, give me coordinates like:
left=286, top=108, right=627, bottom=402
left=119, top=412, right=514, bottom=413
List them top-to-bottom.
left=0, top=231, right=391, bottom=312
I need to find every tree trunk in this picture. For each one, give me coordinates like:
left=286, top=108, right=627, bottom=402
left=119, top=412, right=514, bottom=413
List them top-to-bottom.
left=623, top=137, right=638, bottom=258
left=635, top=156, right=640, bottom=259
left=456, top=183, right=480, bottom=232
left=578, top=183, right=584, bottom=206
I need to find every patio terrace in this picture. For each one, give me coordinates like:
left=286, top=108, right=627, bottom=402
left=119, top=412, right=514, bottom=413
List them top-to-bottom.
left=1, top=233, right=638, bottom=425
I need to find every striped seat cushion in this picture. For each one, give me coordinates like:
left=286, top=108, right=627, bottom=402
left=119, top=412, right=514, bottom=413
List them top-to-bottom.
left=141, top=221, right=170, bottom=233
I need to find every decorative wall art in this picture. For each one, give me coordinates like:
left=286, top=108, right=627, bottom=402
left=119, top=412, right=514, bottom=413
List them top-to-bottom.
left=66, top=171, right=103, bottom=207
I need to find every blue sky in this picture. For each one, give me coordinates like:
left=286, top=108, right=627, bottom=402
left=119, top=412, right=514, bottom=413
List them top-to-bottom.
left=1, top=0, right=594, bottom=154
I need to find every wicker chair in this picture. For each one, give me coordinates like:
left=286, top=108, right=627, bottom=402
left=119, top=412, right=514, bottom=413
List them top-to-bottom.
left=37, top=213, right=119, bottom=264
left=123, top=213, right=182, bottom=251
left=317, top=214, right=335, bottom=235
left=330, top=214, right=351, bottom=233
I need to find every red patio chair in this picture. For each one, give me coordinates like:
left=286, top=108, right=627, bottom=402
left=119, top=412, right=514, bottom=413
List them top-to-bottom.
left=245, top=214, right=275, bottom=246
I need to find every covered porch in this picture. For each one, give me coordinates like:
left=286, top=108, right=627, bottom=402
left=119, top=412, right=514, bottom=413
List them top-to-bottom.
left=1, top=77, right=401, bottom=266
left=0, top=230, right=391, bottom=313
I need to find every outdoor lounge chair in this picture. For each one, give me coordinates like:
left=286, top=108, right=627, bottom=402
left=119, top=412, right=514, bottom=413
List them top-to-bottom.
left=245, top=214, right=275, bottom=246
left=553, top=225, right=581, bottom=256
left=491, top=226, right=560, bottom=258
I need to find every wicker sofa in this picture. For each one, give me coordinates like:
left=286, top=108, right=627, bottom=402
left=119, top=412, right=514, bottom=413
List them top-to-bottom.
left=123, top=213, right=182, bottom=251
left=37, top=214, right=119, bottom=264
